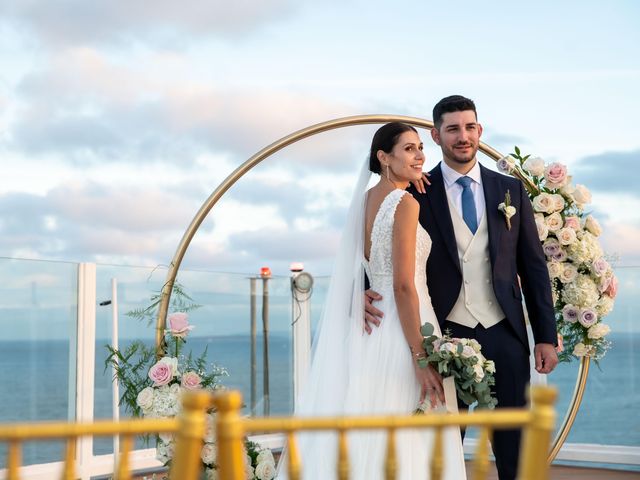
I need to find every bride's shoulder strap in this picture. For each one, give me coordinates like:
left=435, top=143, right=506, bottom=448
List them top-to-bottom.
left=382, top=189, right=411, bottom=216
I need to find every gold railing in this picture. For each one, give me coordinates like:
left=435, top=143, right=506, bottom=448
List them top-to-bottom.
left=1, top=386, right=556, bottom=480
left=210, top=386, right=558, bottom=480
left=0, top=393, right=210, bottom=480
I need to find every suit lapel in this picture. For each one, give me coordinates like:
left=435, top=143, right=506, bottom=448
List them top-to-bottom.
left=425, top=163, right=460, bottom=271
left=480, top=164, right=502, bottom=268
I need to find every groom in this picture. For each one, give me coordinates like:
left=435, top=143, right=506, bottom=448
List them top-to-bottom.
left=365, top=95, right=558, bottom=480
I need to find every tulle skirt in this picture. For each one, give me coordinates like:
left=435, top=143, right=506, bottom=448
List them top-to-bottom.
left=289, top=282, right=466, bottom=480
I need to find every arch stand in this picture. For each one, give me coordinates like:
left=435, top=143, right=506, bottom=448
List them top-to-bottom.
left=153, top=114, right=589, bottom=463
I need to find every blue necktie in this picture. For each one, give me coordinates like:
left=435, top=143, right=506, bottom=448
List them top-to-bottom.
left=456, top=176, right=478, bottom=234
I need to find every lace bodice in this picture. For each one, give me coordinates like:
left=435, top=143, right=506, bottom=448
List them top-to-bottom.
left=365, top=189, right=432, bottom=290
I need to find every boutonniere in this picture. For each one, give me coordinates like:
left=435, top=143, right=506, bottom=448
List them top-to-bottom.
left=498, top=190, right=516, bottom=230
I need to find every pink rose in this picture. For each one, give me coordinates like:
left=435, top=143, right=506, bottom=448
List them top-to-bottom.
left=544, top=162, right=568, bottom=189
left=564, top=216, right=580, bottom=231
left=542, top=238, right=561, bottom=257
left=552, top=249, right=568, bottom=262
left=591, top=257, right=610, bottom=277
left=597, top=272, right=611, bottom=292
left=605, top=275, right=618, bottom=298
left=562, top=305, right=579, bottom=323
left=578, top=308, right=598, bottom=328
left=168, top=312, right=194, bottom=338
left=149, top=361, right=173, bottom=386
left=181, top=371, right=202, bottom=390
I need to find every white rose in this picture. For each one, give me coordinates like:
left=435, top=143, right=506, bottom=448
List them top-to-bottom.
left=523, top=156, right=545, bottom=176
left=560, top=182, right=576, bottom=196
left=573, top=184, right=592, bottom=205
left=532, top=193, right=554, bottom=213
left=551, top=194, right=565, bottom=212
left=545, top=212, right=564, bottom=232
left=584, top=215, right=602, bottom=236
left=536, top=217, right=549, bottom=241
left=557, top=227, right=577, bottom=246
left=547, top=261, right=563, bottom=279
left=559, top=263, right=579, bottom=284
left=588, top=323, right=611, bottom=340
left=469, top=339, right=482, bottom=353
left=440, top=342, right=457, bottom=354
left=573, top=343, right=590, bottom=357
left=461, top=345, right=476, bottom=359
left=159, top=356, right=179, bottom=377
left=484, top=360, right=496, bottom=374
left=473, top=364, right=485, bottom=381
left=136, top=387, right=154, bottom=412
left=201, top=443, right=217, bottom=465
left=256, top=449, right=275, bottom=465
left=255, top=460, right=277, bottom=480
left=245, top=465, right=255, bottom=480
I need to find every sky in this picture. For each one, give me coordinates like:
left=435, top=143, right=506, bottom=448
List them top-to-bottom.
left=1, top=0, right=639, bottom=277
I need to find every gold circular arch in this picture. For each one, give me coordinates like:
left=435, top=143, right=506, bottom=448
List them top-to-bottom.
left=154, top=114, right=589, bottom=463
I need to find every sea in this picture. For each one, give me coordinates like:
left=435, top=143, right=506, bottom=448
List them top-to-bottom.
left=0, top=331, right=638, bottom=468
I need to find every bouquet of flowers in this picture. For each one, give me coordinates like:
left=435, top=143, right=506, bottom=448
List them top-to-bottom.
left=498, top=148, right=616, bottom=361
left=106, top=286, right=276, bottom=480
left=415, top=323, right=498, bottom=411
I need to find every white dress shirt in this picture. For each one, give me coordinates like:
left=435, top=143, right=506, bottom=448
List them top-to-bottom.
left=440, top=160, right=485, bottom=226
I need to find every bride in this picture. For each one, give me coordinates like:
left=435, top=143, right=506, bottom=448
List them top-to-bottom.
left=283, top=122, right=466, bottom=479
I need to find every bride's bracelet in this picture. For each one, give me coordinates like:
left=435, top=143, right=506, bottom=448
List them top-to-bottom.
left=410, top=347, right=427, bottom=360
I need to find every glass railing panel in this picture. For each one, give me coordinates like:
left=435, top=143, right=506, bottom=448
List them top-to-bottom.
left=0, top=257, right=78, bottom=467
left=93, top=265, right=295, bottom=455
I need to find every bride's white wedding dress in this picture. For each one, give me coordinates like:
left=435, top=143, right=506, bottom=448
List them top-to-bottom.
left=283, top=188, right=466, bottom=480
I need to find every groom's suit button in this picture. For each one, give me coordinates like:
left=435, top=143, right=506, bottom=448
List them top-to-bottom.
left=463, top=257, right=469, bottom=263
left=484, top=257, right=489, bottom=262
left=486, top=279, right=491, bottom=284
left=464, top=280, right=470, bottom=285
left=489, top=301, right=493, bottom=306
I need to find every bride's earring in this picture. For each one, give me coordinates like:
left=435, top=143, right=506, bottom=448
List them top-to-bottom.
left=386, top=164, right=390, bottom=180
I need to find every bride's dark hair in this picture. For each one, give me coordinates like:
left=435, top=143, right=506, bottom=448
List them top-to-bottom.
left=369, top=122, right=417, bottom=174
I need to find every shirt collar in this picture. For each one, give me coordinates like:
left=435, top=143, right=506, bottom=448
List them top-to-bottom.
left=440, top=160, right=482, bottom=188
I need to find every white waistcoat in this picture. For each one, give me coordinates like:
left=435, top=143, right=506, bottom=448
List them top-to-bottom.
left=446, top=197, right=505, bottom=329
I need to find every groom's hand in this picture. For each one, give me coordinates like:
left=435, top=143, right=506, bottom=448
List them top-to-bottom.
left=410, top=171, right=432, bottom=194
left=363, top=289, right=383, bottom=334
left=534, top=343, right=559, bottom=374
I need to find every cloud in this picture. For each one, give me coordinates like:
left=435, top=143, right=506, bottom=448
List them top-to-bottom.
left=0, top=0, right=300, bottom=46
left=8, top=47, right=356, bottom=166
left=572, top=150, right=640, bottom=196
left=0, top=182, right=200, bottom=262
left=599, top=221, right=640, bottom=266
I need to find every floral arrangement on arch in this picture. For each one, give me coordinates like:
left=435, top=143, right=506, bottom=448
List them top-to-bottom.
left=497, top=148, right=617, bottom=361
left=106, top=286, right=276, bottom=480
left=415, top=323, right=498, bottom=412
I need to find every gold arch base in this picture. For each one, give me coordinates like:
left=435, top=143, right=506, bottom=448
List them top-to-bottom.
left=153, top=114, right=589, bottom=463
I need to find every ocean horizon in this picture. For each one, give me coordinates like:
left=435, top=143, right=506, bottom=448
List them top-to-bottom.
left=0, top=331, right=637, bottom=467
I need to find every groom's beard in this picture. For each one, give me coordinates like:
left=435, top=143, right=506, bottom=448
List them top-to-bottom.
left=443, top=142, right=479, bottom=165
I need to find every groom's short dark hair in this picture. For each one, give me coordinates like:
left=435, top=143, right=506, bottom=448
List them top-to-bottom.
left=432, top=95, right=477, bottom=129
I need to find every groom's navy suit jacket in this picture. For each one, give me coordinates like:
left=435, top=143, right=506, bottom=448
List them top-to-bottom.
left=410, top=162, right=557, bottom=351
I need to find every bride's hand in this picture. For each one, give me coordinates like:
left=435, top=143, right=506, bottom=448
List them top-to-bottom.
left=410, top=171, right=432, bottom=194
left=415, top=362, right=445, bottom=408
